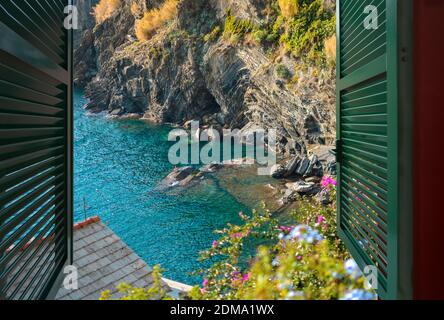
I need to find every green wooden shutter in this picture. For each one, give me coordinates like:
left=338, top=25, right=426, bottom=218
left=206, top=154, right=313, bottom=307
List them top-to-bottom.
left=0, top=0, right=73, bottom=299
left=336, top=0, right=398, bottom=299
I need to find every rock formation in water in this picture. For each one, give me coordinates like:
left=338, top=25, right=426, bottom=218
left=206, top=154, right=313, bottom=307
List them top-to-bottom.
left=74, top=0, right=336, bottom=158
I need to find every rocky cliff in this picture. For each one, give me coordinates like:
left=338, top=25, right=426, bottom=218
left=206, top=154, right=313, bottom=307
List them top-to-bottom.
left=73, top=0, right=99, bottom=47
left=75, top=0, right=336, bottom=157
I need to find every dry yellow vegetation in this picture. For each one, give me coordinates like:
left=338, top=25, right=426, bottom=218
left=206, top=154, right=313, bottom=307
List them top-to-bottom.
left=93, top=0, right=121, bottom=24
left=135, top=0, right=178, bottom=41
left=278, top=0, right=299, bottom=19
left=130, top=2, right=142, bottom=17
left=324, top=35, right=336, bottom=62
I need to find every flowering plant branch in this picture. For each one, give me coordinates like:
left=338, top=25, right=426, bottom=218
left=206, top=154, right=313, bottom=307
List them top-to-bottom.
left=101, top=176, right=376, bottom=300
left=189, top=177, right=376, bottom=300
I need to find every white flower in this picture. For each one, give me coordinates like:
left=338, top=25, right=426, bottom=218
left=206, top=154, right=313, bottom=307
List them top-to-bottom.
left=344, top=259, right=362, bottom=279
left=341, top=289, right=377, bottom=300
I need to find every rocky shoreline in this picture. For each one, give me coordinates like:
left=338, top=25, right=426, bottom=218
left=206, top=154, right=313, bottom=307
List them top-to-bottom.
left=74, top=0, right=336, bottom=160
left=157, top=145, right=336, bottom=212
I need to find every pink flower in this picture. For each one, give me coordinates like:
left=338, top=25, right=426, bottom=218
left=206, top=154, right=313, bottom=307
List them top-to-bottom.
left=321, top=176, right=337, bottom=189
left=317, top=215, right=325, bottom=224
left=279, top=226, right=293, bottom=232
left=230, top=232, right=243, bottom=239
left=212, top=240, right=218, bottom=248
left=231, top=272, right=242, bottom=286
left=242, top=273, right=250, bottom=283
left=202, top=278, right=209, bottom=287
left=200, top=288, right=206, bottom=294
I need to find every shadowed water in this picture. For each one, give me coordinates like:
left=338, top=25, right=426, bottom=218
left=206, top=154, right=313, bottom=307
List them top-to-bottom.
left=74, top=90, right=280, bottom=285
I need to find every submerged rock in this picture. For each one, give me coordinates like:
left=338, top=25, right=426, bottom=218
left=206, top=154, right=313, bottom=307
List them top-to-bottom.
left=118, top=113, right=143, bottom=120
left=223, top=158, right=256, bottom=166
left=199, top=163, right=224, bottom=173
left=158, top=166, right=199, bottom=189
left=178, top=172, right=204, bottom=187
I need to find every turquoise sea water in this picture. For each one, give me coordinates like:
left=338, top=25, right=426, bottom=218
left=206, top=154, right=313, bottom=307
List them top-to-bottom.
left=74, top=90, right=276, bottom=285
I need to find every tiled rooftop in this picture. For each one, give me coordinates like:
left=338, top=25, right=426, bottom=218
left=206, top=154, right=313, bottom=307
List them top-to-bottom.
left=55, top=217, right=190, bottom=300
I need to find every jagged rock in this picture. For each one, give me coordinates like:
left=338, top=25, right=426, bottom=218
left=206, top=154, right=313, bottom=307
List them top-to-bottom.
left=73, top=0, right=99, bottom=47
left=74, top=30, right=97, bottom=87
left=109, top=108, right=122, bottom=116
left=119, top=113, right=143, bottom=120
left=215, top=113, right=225, bottom=125
left=184, top=119, right=208, bottom=130
left=285, top=139, right=301, bottom=155
left=309, top=146, right=336, bottom=176
left=273, top=154, right=324, bottom=180
left=278, top=155, right=324, bottom=178
left=305, top=155, right=324, bottom=178
left=305, top=155, right=317, bottom=175
left=284, top=156, right=300, bottom=177
left=295, top=158, right=311, bottom=176
left=325, top=159, right=337, bottom=176
left=270, top=164, right=287, bottom=179
left=158, top=166, right=197, bottom=188
left=171, top=166, right=195, bottom=180
left=178, top=172, right=204, bottom=187
left=305, top=176, right=322, bottom=183
left=286, top=181, right=320, bottom=195
left=281, top=189, right=298, bottom=205
left=316, top=189, right=331, bottom=205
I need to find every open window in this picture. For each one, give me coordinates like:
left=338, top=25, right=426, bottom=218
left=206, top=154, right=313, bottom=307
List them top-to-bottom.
left=0, top=0, right=73, bottom=299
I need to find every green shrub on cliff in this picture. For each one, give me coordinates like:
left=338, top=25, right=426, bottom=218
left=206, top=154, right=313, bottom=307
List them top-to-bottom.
left=220, top=0, right=335, bottom=65
left=279, top=0, right=336, bottom=62
left=223, top=10, right=257, bottom=42
left=204, top=26, right=222, bottom=43
left=252, top=29, right=269, bottom=44
left=276, top=64, right=292, bottom=80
